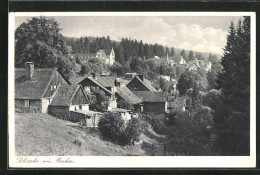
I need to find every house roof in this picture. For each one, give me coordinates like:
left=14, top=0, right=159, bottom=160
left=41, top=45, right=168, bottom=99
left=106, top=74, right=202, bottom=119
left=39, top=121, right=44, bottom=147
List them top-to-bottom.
left=172, top=55, right=184, bottom=62
left=15, top=68, right=57, bottom=100
left=78, top=76, right=112, bottom=95
left=96, top=76, right=116, bottom=88
left=132, top=76, right=157, bottom=92
left=49, top=85, right=89, bottom=106
left=116, top=85, right=142, bottom=104
left=132, top=91, right=167, bottom=102
left=169, top=96, right=186, bottom=108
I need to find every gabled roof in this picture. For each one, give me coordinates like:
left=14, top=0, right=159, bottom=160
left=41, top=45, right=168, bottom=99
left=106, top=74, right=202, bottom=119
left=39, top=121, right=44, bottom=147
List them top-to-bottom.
left=172, top=55, right=184, bottom=62
left=15, top=68, right=58, bottom=100
left=78, top=76, right=112, bottom=95
left=96, top=76, right=116, bottom=88
left=130, top=76, right=157, bottom=92
left=49, top=85, right=89, bottom=106
left=116, top=85, right=142, bottom=104
left=132, top=91, right=167, bottom=102
left=169, top=96, right=186, bottom=108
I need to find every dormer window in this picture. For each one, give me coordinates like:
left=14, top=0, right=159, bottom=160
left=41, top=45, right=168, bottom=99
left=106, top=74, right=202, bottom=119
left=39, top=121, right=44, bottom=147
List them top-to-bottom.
left=54, top=85, right=57, bottom=89
left=134, top=87, right=138, bottom=91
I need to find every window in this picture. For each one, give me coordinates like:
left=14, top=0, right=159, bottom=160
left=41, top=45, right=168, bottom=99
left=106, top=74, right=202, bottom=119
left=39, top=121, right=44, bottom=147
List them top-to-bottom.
left=50, top=85, right=53, bottom=90
left=54, top=85, right=57, bottom=89
left=84, top=86, right=91, bottom=93
left=24, top=100, right=30, bottom=107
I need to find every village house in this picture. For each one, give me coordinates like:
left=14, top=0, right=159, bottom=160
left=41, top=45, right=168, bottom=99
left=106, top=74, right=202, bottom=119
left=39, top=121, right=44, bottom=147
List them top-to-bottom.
left=95, top=48, right=115, bottom=66
left=165, top=53, right=176, bottom=67
left=172, top=54, right=187, bottom=65
left=187, top=59, right=212, bottom=72
left=15, top=62, right=70, bottom=113
left=78, top=73, right=117, bottom=110
left=126, top=75, right=157, bottom=92
left=161, top=75, right=171, bottom=81
left=168, top=79, right=178, bottom=95
left=116, top=83, right=143, bottom=112
left=48, top=85, right=103, bottom=127
left=132, top=91, right=168, bottom=115
left=167, top=96, right=186, bottom=113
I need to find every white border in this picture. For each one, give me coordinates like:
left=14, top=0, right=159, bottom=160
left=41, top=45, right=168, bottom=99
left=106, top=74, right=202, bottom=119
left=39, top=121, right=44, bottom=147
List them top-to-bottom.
left=8, top=12, right=256, bottom=168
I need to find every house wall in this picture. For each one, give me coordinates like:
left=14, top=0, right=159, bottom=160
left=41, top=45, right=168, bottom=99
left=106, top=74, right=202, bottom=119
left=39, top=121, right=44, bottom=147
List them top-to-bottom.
left=126, top=78, right=150, bottom=91
left=42, top=98, right=52, bottom=113
left=108, top=98, right=117, bottom=110
left=15, top=99, right=42, bottom=113
left=143, top=102, right=166, bottom=114
left=48, top=106, right=69, bottom=119
left=68, top=111, right=88, bottom=123
left=86, top=114, right=102, bottom=127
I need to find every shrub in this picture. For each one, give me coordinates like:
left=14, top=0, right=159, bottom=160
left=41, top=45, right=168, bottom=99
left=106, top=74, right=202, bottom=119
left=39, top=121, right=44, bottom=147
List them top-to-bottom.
left=98, top=112, right=143, bottom=145
left=98, top=112, right=125, bottom=144
left=150, top=118, right=167, bottom=135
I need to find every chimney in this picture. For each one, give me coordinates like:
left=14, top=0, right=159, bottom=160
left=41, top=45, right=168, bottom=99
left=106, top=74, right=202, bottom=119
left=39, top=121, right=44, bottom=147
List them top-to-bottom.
left=25, top=62, right=34, bottom=79
left=91, top=73, right=97, bottom=80
left=138, top=75, right=144, bottom=81
left=114, top=78, right=121, bottom=87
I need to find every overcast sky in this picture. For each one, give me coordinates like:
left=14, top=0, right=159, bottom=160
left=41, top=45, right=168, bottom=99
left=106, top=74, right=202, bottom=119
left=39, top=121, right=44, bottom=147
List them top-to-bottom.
left=15, top=16, right=242, bottom=55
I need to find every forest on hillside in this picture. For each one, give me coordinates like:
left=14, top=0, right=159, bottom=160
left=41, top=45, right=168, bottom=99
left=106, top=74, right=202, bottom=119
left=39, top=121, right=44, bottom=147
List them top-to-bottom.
left=63, top=36, right=219, bottom=65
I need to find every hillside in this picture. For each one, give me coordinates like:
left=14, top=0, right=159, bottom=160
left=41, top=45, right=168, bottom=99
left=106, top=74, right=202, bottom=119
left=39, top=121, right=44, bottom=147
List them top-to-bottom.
left=64, top=36, right=222, bottom=61
left=15, top=112, right=167, bottom=156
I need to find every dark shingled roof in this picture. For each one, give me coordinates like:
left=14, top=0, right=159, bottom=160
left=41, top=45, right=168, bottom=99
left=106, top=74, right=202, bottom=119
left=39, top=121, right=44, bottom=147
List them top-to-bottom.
left=15, top=68, right=56, bottom=99
left=78, top=76, right=112, bottom=95
left=96, top=76, right=116, bottom=88
left=133, top=77, right=157, bottom=92
left=49, top=85, right=88, bottom=106
left=116, top=85, right=142, bottom=104
left=132, top=91, right=167, bottom=102
left=169, top=96, right=186, bottom=108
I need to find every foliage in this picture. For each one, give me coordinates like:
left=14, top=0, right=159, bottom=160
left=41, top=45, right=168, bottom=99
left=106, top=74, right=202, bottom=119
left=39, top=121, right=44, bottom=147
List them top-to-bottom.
left=15, top=17, right=74, bottom=79
left=214, top=17, right=250, bottom=155
left=180, top=49, right=187, bottom=61
left=207, top=62, right=222, bottom=90
left=177, top=70, right=207, bottom=96
left=87, top=87, right=109, bottom=112
left=202, top=89, right=222, bottom=110
left=117, top=99, right=133, bottom=110
left=167, top=107, right=214, bottom=155
left=98, top=112, right=143, bottom=145
left=98, top=112, right=126, bottom=144
left=150, top=118, right=168, bottom=135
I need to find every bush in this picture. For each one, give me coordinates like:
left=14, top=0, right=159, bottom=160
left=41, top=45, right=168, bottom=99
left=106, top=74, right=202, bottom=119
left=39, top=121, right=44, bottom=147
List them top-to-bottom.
left=167, top=107, right=214, bottom=155
left=98, top=112, right=143, bottom=145
left=150, top=118, right=167, bottom=135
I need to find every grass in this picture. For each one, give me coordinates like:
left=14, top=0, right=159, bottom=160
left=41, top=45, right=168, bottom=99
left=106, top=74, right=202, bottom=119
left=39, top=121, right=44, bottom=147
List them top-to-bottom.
left=15, top=112, right=167, bottom=156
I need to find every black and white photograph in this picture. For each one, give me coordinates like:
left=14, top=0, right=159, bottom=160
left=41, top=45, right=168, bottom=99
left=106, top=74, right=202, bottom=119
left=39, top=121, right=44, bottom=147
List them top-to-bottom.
left=8, top=12, right=256, bottom=168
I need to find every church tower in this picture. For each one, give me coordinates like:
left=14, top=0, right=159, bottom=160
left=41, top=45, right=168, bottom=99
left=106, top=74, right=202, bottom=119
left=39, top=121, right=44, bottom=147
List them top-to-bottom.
left=109, top=48, right=115, bottom=66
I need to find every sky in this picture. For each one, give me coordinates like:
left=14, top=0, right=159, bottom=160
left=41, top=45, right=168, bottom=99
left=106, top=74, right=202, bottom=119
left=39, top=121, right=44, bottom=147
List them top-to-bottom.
left=15, top=16, right=242, bottom=55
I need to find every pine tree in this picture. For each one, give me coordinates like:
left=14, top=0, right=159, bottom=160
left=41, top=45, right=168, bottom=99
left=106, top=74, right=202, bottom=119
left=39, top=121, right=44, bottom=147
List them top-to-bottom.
left=214, top=17, right=250, bottom=155
left=170, top=47, right=175, bottom=56
left=180, top=49, right=187, bottom=61
left=188, top=51, right=194, bottom=62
